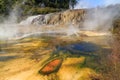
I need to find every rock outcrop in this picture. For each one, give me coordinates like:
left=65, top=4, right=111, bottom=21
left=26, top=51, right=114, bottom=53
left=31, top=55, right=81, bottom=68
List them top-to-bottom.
left=31, top=9, right=86, bottom=26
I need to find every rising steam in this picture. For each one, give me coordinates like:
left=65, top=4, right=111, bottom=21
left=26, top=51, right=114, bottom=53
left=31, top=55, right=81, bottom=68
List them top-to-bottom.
left=0, top=0, right=25, bottom=40
left=1, top=0, right=120, bottom=40
left=74, top=0, right=120, bottom=31
left=83, top=7, right=120, bottom=31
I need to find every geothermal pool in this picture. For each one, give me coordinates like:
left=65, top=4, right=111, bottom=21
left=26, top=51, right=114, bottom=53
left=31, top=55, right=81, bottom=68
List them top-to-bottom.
left=0, top=15, right=112, bottom=80
left=0, top=32, right=112, bottom=80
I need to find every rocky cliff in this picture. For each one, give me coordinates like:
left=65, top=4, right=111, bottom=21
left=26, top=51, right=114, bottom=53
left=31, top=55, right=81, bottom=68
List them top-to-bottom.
left=31, top=9, right=86, bottom=26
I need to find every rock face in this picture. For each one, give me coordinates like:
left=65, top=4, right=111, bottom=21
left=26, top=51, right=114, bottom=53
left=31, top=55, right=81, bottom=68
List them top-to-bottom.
left=31, top=9, right=86, bottom=26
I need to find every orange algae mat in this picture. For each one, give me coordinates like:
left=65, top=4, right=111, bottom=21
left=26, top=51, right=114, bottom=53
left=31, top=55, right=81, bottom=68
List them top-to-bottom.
left=39, top=58, right=63, bottom=75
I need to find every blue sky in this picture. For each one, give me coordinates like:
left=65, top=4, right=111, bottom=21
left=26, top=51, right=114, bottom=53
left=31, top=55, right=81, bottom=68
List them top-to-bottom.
left=74, top=0, right=120, bottom=9
left=82, top=0, right=103, bottom=7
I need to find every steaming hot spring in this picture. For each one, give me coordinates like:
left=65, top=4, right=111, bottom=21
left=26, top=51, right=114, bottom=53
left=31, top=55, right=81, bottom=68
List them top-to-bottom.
left=0, top=9, right=114, bottom=80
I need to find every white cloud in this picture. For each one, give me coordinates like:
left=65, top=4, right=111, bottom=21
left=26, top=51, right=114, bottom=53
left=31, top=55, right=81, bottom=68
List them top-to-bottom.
left=74, top=0, right=90, bottom=9
left=74, top=0, right=120, bottom=9
left=104, top=0, right=120, bottom=6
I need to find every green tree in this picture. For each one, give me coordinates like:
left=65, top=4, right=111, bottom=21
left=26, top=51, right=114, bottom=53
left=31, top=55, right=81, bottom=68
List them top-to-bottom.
left=0, top=0, right=77, bottom=15
left=0, top=0, right=18, bottom=14
left=34, top=0, right=77, bottom=9
left=69, top=0, right=77, bottom=9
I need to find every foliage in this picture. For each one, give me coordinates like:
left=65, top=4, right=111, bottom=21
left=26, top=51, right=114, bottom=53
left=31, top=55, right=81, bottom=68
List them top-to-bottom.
left=0, top=0, right=77, bottom=16
left=34, top=0, right=77, bottom=8
left=22, top=7, right=60, bottom=16
left=112, top=18, right=120, bottom=43
left=113, top=18, right=120, bottom=33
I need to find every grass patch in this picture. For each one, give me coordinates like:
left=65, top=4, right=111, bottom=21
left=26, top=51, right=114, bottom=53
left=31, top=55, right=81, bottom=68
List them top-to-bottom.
left=22, top=7, right=61, bottom=16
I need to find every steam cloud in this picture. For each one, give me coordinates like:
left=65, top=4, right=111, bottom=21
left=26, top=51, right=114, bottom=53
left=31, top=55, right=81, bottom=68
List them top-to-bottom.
left=0, top=0, right=25, bottom=40
left=1, top=0, right=120, bottom=40
left=74, top=0, right=120, bottom=31
left=104, top=0, right=120, bottom=6
left=83, top=7, right=120, bottom=31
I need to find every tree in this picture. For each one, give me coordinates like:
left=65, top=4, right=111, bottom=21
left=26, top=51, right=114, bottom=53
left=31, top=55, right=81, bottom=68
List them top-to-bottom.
left=0, top=0, right=78, bottom=15
left=0, top=0, right=18, bottom=14
left=34, top=0, right=77, bottom=9
left=69, top=0, right=77, bottom=9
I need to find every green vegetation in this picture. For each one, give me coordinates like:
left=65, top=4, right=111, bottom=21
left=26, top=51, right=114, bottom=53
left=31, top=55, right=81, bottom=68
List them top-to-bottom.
left=0, top=0, right=77, bottom=16
left=0, top=0, right=15, bottom=15
left=34, top=0, right=77, bottom=9
left=23, top=7, right=60, bottom=15
left=113, top=18, right=120, bottom=42
left=113, top=18, right=120, bottom=33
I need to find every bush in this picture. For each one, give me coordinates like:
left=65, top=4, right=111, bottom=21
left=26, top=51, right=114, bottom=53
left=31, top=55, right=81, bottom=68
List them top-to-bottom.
left=31, top=7, right=61, bottom=15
